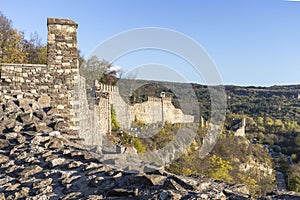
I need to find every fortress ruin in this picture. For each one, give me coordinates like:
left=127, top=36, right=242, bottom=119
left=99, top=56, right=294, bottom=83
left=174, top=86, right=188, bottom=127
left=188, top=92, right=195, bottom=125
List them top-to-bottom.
left=0, top=17, right=195, bottom=148
left=0, top=18, right=80, bottom=132
left=95, top=81, right=195, bottom=134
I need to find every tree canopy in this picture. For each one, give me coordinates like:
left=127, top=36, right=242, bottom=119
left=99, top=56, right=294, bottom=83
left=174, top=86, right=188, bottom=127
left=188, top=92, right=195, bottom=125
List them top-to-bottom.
left=0, top=12, right=47, bottom=64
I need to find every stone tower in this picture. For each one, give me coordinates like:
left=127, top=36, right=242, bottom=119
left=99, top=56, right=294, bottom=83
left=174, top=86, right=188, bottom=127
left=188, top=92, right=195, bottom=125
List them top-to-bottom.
left=47, top=18, right=80, bottom=131
left=47, top=18, right=79, bottom=72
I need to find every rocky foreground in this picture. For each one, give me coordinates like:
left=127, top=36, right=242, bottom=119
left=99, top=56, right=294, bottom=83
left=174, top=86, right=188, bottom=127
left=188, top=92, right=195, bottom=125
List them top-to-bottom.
left=1, top=96, right=300, bottom=199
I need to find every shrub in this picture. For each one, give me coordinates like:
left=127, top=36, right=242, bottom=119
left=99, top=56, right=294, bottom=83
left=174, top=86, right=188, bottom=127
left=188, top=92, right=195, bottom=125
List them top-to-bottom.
left=111, top=105, right=120, bottom=131
left=133, top=138, right=146, bottom=154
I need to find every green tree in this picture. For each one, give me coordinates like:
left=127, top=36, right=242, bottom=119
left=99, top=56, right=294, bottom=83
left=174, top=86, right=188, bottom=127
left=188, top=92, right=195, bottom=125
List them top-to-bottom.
left=0, top=12, right=47, bottom=64
left=1, top=28, right=27, bottom=63
left=23, top=32, right=47, bottom=64
left=80, top=56, right=115, bottom=87
left=100, top=69, right=118, bottom=85
left=111, top=105, right=120, bottom=131
left=257, top=117, right=264, bottom=126
left=265, top=117, right=274, bottom=133
left=274, top=119, right=284, bottom=133
left=285, top=121, right=298, bottom=133
left=133, top=138, right=146, bottom=154
left=206, top=154, right=233, bottom=182
left=288, top=164, right=300, bottom=192
left=237, top=173, right=258, bottom=197
left=290, top=176, right=300, bottom=193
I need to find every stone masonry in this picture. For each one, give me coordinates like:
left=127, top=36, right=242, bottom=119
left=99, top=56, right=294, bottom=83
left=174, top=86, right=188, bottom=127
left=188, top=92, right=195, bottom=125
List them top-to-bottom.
left=0, top=18, right=80, bottom=133
left=94, top=82, right=195, bottom=133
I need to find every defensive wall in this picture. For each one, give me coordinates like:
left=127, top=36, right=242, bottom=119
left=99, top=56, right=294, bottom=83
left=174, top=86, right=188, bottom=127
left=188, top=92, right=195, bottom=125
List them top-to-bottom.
left=0, top=17, right=195, bottom=141
left=0, top=17, right=106, bottom=150
left=0, top=18, right=80, bottom=132
left=95, top=81, right=195, bottom=132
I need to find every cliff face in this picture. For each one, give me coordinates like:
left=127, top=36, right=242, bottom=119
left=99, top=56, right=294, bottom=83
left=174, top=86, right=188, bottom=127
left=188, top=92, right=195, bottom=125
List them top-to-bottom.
left=1, top=93, right=300, bottom=199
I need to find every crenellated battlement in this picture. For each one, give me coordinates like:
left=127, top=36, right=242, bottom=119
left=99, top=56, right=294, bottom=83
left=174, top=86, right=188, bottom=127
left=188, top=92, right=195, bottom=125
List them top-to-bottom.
left=94, top=81, right=119, bottom=93
left=94, top=82, right=194, bottom=130
left=147, top=96, right=172, bottom=103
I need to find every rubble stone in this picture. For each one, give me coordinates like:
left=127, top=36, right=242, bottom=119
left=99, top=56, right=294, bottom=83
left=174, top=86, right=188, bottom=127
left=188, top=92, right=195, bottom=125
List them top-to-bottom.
left=0, top=17, right=299, bottom=200
left=0, top=101, right=298, bottom=200
left=0, top=154, right=9, bottom=164
left=19, top=165, right=43, bottom=178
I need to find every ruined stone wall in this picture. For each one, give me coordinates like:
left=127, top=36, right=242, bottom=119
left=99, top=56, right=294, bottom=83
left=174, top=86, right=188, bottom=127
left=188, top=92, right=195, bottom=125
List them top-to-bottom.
left=0, top=17, right=195, bottom=138
left=0, top=18, right=80, bottom=133
left=0, top=63, right=49, bottom=94
left=73, top=77, right=102, bottom=150
left=94, top=80, right=112, bottom=135
left=94, top=81, right=131, bottom=130
left=95, top=82, right=195, bottom=131
left=110, top=90, right=133, bottom=129
left=98, top=94, right=111, bottom=134
left=133, top=96, right=194, bottom=125
left=234, top=118, right=246, bottom=137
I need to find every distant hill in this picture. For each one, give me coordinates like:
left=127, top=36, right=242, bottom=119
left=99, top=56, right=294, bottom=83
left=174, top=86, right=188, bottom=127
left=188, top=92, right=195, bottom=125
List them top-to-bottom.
left=121, top=79, right=300, bottom=124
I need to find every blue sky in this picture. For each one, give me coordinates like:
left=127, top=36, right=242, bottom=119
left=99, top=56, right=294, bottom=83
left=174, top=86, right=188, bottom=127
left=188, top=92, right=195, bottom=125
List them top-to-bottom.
left=1, top=0, right=300, bottom=86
